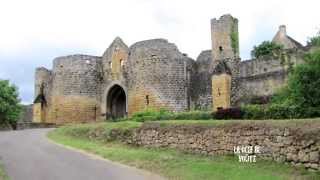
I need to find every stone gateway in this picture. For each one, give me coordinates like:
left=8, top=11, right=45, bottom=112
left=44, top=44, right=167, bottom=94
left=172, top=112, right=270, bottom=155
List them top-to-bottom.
left=33, top=14, right=317, bottom=124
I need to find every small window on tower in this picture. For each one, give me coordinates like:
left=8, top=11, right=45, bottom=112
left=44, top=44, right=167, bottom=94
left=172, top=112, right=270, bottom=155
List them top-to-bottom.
left=219, top=46, right=223, bottom=52
left=120, top=59, right=124, bottom=68
left=109, top=62, right=112, bottom=69
left=218, top=88, right=221, bottom=96
left=146, top=95, right=149, bottom=106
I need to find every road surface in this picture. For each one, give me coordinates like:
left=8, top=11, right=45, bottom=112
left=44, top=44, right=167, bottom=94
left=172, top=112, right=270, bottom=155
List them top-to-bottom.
left=0, top=129, right=164, bottom=180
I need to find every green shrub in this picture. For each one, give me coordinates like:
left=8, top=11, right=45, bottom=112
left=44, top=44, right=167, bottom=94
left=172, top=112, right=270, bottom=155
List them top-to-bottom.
left=307, top=31, right=320, bottom=46
left=251, top=41, right=283, bottom=59
left=241, top=50, right=320, bottom=120
left=269, top=50, right=320, bottom=119
left=242, top=103, right=320, bottom=120
left=265, top=104, right=292, bottom=119
left=242, top=105, right=266, bottom=120
left=125, top=108, right=213, bottom=122
left=170, top=111, right=212, bottom=120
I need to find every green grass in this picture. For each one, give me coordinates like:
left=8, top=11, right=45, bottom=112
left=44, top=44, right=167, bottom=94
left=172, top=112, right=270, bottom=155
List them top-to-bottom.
left=119, top=109, right=213, bottom=122
left=155, top=118, right=320, bottom=127
left=48, top=123, right=320, bottom=180
left=0, top=161, right=9, bottom=180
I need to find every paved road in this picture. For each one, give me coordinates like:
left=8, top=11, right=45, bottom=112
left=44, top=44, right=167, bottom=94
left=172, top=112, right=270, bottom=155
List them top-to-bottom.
left=0, top=129, right=164, bottom=180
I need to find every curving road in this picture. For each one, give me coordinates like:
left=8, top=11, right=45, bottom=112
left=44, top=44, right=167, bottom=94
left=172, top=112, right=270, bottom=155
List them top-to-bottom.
left=0, top=129, right=164, bottom=180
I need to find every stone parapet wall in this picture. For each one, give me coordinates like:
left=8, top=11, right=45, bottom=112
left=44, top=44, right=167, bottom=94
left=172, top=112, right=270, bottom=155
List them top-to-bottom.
left=111, top=122, right=320, bottom=171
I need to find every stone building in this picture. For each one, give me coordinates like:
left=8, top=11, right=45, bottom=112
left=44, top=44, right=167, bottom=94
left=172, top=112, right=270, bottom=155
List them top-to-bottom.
left=33, top=14, right=316, bottom=124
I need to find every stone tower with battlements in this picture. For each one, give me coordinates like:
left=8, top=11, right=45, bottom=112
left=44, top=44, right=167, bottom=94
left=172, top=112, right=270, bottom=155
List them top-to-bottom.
left=211, top=14, right=240, bottom=110
left=211, top=14, right=239, bottom=61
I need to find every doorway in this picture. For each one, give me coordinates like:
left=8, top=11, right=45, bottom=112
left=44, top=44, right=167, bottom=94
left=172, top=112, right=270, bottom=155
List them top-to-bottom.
left=106, top=85, right=126, bottom=119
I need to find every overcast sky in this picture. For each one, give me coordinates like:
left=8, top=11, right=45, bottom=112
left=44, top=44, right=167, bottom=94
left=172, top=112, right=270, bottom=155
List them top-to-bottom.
left=0, top=0, right=319, bottom=104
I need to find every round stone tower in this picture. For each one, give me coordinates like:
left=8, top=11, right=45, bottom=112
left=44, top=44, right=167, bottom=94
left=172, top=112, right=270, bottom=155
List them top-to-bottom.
left=126, top=39, right=193, bottom=115
left=48, top=55, right=102, bottom=124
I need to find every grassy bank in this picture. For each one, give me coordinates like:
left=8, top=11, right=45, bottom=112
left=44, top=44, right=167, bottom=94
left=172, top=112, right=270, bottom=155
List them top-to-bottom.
left=48, top=121, right=320, bottom=180
left=0, top=161, right=9, bottom=180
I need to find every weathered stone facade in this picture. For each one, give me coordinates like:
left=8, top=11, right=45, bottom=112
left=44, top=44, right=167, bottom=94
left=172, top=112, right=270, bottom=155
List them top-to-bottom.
left=33, top=14, right=317, bottom=124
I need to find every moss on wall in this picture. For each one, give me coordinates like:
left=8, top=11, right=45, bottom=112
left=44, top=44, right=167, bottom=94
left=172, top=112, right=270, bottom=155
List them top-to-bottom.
left=230, top=19, right=239, bottom=55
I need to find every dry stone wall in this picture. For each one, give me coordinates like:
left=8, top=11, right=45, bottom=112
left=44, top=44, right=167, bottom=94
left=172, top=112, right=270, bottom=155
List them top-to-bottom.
left=109, top=122, right=320, bottom=171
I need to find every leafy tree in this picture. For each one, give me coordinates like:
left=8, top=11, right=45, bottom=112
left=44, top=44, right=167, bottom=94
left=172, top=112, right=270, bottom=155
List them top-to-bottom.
left=307, top=31, right=320, bottom=46
left=251, top=41, right=283, bottom=58
left=272, top=50, right=320, bottom=117
left=0, top=80, right=22, bottom=127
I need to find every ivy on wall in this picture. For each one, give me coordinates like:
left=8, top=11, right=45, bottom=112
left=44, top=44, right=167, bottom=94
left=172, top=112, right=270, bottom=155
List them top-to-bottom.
left=230, top=19, right=239, bottom=55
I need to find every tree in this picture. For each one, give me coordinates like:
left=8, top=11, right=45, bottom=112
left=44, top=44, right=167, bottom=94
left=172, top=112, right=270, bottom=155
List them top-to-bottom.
left=307, top=31, right=320, bottom=46
left=251, top=41, right=283, bottom=59
left=272, top=50, right=320, bottom=117
left=0, top=80, right=22, bottom=127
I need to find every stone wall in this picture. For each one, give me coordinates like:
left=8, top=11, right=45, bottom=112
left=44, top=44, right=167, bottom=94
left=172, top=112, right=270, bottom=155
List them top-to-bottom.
left=33, top=14, right=318, bottom=124
left=211, top=14, right=239, bottom=60
left=100, top=37, right=129, bottom=119
left=126, top=39, right=193, bottom=115
left=235, top=49, right=306, bottom=104
left=193, top=50, right=213, bottom=110
left=47, top=55, right=102, bottom=124
left=34, top=67, right=52, bottom=100
left=212, top=74, right=231, bottom=110
left=17, top=104, right=55, bottom=130
left=18, top=105, right=33, bottom=124
left=110, top=122, right=320, bottom=171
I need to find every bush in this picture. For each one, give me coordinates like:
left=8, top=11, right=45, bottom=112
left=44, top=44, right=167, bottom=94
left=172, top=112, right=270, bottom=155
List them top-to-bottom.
left=307, top=31, right=320, bottom=46
left=251, top=41, right=283, bottom=59
left=241, top=50, right=320, bottom=120
left=270, top=50, right=320, bottom=118
left=241, top=104, right=320, bottom=120
left=265, top=104, right=296, bottom=119
left=242, top=105, right=265, bottom=119
left=123, top=108, right=213, bottom=122
left=213, top=108, right=243, bottom=119
left=170, top=111, right=212, bottom=120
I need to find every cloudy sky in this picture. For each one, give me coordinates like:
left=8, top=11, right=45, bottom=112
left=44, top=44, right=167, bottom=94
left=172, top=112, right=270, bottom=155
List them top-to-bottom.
left=0, top=0, right=319, bottom=104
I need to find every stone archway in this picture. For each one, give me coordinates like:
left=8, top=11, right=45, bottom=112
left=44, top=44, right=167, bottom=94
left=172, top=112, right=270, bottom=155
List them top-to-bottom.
left=106, top=85, right=127, bottom=119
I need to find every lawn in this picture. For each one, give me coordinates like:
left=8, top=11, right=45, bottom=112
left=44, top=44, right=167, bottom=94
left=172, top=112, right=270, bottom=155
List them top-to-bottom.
left=48, top=121, right=320, bottom=180
left=0, top=161, right=9, bottom=180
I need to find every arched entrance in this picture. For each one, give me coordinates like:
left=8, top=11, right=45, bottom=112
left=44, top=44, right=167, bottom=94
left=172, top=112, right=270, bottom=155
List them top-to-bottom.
left=106, top=85, right=127, bottom=119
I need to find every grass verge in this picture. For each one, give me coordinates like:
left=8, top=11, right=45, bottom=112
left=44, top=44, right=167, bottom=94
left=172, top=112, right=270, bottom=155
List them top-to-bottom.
left=48, top=123, right=320, bottom=180
left=0, top=161, right=9, bottom=180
